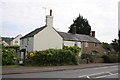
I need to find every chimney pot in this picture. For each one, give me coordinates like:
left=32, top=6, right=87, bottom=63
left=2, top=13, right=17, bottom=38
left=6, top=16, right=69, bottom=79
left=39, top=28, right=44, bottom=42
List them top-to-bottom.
left=50, top=9, right=52, bottom=16
left=91, top=31, right=95, bottom=37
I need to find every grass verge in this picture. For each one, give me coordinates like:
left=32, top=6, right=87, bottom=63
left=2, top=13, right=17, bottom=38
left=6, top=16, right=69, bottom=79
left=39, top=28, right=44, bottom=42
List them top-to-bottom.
left=0, top=65, right=19, bottom=68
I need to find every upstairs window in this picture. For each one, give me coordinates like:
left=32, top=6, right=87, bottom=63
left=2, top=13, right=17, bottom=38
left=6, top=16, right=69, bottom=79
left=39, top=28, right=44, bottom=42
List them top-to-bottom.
left=27, top=38, right=29, bottom=45
left=22, top=39, right=24, bottom=45
left=85, top=42, right=88, bottom=47
left=95, top=43, right=99, bottom=47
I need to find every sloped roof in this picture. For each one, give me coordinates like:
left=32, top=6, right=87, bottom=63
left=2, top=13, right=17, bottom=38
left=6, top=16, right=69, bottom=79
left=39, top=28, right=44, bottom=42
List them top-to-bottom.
left=20, top=26, right=46, bottom=39
left=20, top=26, right=100, bottom=43
left=58, top=32, right=101, bottom=43
left=1, top=37, right=13, bottom=45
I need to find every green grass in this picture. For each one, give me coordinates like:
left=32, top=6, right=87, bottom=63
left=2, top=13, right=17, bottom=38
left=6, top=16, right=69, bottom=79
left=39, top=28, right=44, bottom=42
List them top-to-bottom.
left=0, top=65, right=19, bottom=68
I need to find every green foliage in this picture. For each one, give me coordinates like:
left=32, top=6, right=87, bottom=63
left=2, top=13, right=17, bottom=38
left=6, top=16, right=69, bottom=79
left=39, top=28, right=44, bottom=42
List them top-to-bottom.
left=68, top=14, right=91, bottom=35
left=110, top=39, right=119, bottom=53
left=102, top=42, right=111, bottom=51
left=3, top=45, right=20, bottom=49
left=26, top=46, right=80, bottom=66
left=63, top=46, right=80, bottom=55
left=2, top=48, right=18, bottom=65
left=80, top=53, right=119, bottom=63
left=81, top=54, right=94, bottom=63
left=101, top=54, right=119, bottom=63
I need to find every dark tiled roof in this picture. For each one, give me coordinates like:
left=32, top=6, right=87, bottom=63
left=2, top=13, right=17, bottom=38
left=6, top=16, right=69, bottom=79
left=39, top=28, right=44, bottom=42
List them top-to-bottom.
left=20, top=26, right=46, bottom=39
left=20, top=26, right=100, bottom=43
left=58, top=32, right=101, bottom=43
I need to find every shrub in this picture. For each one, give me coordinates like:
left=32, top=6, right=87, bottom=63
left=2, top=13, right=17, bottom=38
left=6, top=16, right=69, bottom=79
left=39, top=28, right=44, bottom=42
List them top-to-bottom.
left=2, top=45, right=19, bottom=65
left=3, top=45, right=20, bottom=49
left=26, top=46, right=80, bottom=66
left=2, top=48, right=18, bottom=65
left=80, top=54, right=94, bottom=63
left=102, top=54, right=119, bottom=63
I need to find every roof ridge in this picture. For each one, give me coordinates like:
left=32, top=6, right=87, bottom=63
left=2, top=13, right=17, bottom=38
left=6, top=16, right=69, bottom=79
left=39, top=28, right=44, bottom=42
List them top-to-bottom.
left=20, top=26, right=46, bottom=39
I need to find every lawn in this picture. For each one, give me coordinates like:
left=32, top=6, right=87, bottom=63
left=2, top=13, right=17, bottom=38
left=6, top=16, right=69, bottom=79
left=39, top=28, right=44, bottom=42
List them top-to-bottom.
left=0, top=65, right=19, bottom=68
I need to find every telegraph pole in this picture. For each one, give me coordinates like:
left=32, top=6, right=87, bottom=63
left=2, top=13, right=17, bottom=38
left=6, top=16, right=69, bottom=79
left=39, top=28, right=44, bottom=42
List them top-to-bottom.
left=42, top=7, right=47, bottom=25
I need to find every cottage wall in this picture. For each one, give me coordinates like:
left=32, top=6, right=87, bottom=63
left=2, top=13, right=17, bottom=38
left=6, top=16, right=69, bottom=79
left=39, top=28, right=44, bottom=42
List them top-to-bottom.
left=34, top=27, right=63, bottom=51
left=20, top=37, right=33, bottom=53
left=64, top=41, right=81, bottom=48
left=81, top=42, right=106, bottom=54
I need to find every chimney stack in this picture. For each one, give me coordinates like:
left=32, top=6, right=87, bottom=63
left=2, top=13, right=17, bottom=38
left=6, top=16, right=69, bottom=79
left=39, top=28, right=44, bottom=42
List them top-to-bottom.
left=46, top=9, right=53, bottom=28
left=72, top=26, right=76, bottom=34
left=91, top=31, right=95, bottom=37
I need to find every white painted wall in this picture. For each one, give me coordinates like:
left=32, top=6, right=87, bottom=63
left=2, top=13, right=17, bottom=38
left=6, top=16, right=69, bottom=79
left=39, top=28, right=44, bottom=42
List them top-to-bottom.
left=34, top=27, right=63, bottom=51
left=11, top=34, right=22, bottom=46
left=20, top=37, right=33, bottom=53
left=64, top=41, right=75, bottom=46
left=77, top=42, right=81, bottom=48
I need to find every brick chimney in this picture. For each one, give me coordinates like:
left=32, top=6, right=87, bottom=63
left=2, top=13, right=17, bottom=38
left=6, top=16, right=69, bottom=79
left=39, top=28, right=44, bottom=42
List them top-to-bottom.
left=46, top=9, right=53, bottom=28
left=72, top=26, right=76, bottom=34
left=91, top=31, right=95, bottom=37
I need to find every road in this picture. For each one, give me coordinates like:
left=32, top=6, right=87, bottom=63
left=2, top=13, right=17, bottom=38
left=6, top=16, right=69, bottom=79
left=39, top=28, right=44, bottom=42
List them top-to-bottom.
left=2, top=65, right=118, bottom=79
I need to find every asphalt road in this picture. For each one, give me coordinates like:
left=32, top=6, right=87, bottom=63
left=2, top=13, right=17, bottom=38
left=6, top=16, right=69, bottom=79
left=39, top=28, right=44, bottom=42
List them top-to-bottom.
left=2, top=65, right=118, bottom=79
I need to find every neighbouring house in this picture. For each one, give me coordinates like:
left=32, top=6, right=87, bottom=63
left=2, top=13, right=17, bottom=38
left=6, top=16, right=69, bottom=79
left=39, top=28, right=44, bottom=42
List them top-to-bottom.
left=20, top=10, right=106, bottom=57
left=1, top=34, right=22, bottom=46
left=11, top=34, right=22, bottom=46
left=1, top=37, right=13, bottom=46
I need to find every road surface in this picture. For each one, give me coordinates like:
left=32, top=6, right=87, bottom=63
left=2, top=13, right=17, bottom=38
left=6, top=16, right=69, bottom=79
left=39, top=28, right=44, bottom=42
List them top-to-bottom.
left=2, top=65, right=118, bottom=79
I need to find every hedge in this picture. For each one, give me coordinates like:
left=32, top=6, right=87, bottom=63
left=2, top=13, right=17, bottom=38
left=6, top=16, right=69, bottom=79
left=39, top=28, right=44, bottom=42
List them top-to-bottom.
left=2, top=46, right=19, bottom=65
left=26, top=46, right=80, bottom=66
left=101, top=54, right=119, bottom=63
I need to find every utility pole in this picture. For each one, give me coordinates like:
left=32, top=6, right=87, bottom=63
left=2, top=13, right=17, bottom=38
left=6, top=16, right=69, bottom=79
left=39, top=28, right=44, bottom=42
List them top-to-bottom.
left=42, top=7, right=47, bottom=25
left=43, top=7, right=47, bottom=16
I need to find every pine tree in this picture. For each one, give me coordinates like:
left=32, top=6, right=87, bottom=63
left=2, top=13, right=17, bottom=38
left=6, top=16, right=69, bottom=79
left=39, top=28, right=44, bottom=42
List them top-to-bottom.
left=68, top=14, right=91, bottom=35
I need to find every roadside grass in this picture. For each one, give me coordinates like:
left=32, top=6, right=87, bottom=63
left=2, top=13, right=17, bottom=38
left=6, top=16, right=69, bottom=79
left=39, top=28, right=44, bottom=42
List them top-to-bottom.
left=0, top=65, right=19, bottom=68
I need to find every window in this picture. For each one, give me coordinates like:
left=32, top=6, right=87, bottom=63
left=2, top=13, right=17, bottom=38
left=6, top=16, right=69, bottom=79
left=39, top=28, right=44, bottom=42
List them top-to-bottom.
left=27, top=38, right=29, bottom=45
left=22, top=39, right=24, bottom=45
left=15, top=41, right=18, bottom=43
left=74, top=42, right=78, bottom=46
left=85, top=42, right=88, bottom=47
left=74, top=43, right=77, bottom=46
left=95, top=43, right=99, bottom=47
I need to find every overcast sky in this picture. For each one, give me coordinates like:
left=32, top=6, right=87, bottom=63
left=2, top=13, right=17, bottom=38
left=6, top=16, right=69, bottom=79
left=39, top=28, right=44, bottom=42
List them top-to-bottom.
left=1, top=0, right=119, bottom=43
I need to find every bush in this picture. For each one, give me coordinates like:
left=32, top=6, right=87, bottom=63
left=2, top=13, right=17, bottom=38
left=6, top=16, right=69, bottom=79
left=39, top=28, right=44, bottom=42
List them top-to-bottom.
left=2, top=45, right=19, bottom=65
left=3, top=45, right=20, bottom=49
left=26, top=46, right=80, bottom=66
left=2, top=48, right=18, bottom=65
left=80, top=54, right=94, bottom=63
left=102, top=54, right=119, bottom=63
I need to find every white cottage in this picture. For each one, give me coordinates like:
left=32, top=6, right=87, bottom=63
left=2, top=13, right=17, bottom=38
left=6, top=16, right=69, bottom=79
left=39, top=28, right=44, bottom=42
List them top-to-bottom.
left=20, top=10, right=102, bottom=56
left=11, top=34, right=22, bottom=46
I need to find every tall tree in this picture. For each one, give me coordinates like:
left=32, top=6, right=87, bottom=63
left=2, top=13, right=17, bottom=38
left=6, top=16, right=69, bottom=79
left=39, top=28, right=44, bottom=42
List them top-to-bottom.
left=68, top=14, right=91, bottom=35
left=110, top=39, right=119, bottom=53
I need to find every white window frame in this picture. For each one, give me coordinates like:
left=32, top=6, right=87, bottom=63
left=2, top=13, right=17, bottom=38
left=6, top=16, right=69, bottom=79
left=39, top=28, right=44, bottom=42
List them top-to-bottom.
left=85, top=42, right=88, bottom=47
left=95, top=43, right=99, bottom=48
